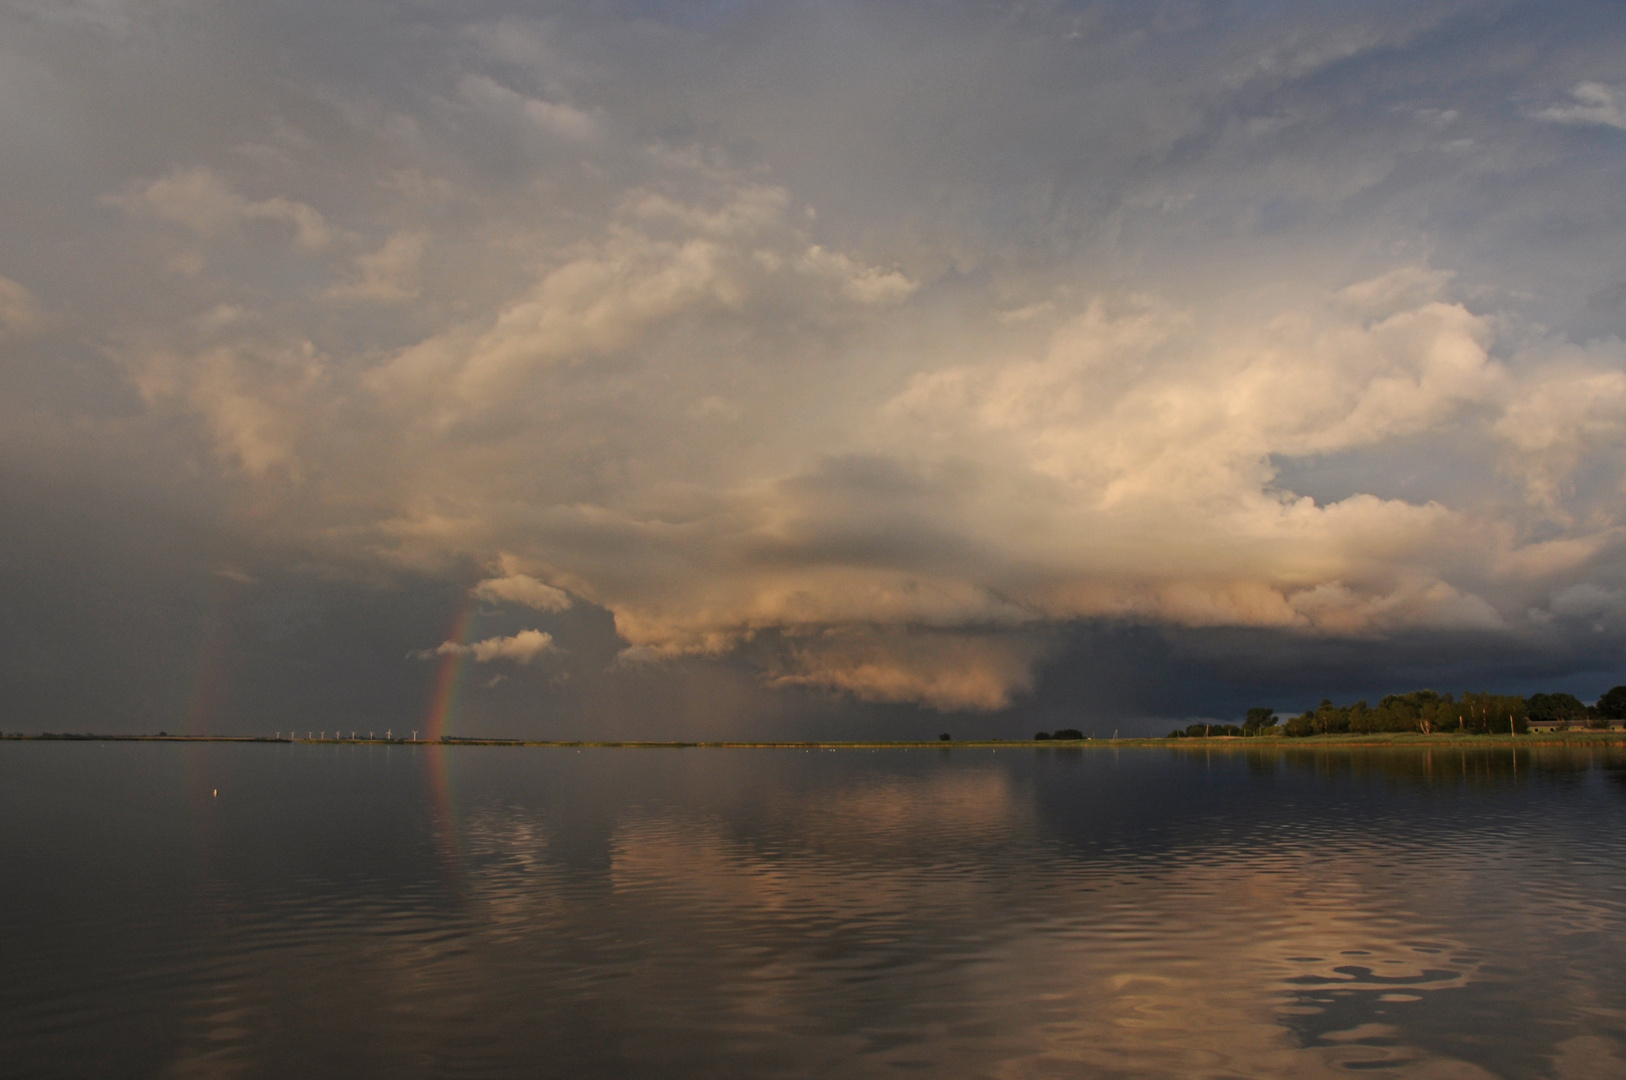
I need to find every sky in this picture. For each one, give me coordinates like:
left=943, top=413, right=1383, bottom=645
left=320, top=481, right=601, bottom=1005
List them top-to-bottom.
left=3, top=0, right=1626, bottom=738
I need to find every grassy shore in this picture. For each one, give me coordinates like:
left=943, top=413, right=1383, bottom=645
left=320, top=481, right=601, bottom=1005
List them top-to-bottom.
left=1164, top=730, right=1626, bottom=748
left=3, top=732, right=1624, bottom=748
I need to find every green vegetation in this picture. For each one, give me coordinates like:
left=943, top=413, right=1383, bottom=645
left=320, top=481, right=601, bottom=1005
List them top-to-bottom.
left=1168, top=686, right=1625, bottom=739
left=1598, top=686, right=1626, bottom=722
left=1527, top=692, right=1590, bottom=726
left=1243, top=707, right=1277, bottom=736
left=1168, top=708, right=1278, bottom=739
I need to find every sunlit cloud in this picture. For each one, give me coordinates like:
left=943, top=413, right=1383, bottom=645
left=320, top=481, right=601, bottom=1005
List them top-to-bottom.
left=472, top=572, right=572, bottom=612
left=417, top=629, right=556, bottom=664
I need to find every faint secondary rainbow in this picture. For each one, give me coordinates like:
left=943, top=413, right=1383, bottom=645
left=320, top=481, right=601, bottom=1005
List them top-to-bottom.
left=183, top=571, right=259, bottom=735
left=423, top=596, right=477, bottom=742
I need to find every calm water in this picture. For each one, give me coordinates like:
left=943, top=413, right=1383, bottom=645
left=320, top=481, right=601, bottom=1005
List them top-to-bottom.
left=3, top=742, right=1626, bottom=1079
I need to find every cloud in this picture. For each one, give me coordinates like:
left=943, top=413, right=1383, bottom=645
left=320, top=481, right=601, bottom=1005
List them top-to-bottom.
left=9, top=0, right=146, bottom=34
left=12, top=0, right=1626, bottom=725
left=456, top=74, right=599, bottom=143
left=1530, top=83, right=1626, bottom=131
left=105, top=166, right=334, bottom=250
left=367, top=179, right=914, bottom=419
left=326, top=231, right=427, bottom=303
left=796, top=245, right=917, bottom=305
left=126, top=250, right=1626, bottom=708
left=0, top=276, right=50, bottom=339
left=876, top=276, right=1506, bottom=631
left=125, top=338, right=328, bottom=478
left=1492, top=351, right=1626, bottom=503
left=472, top=571, right=572, bottom=612
left=1548, top=582, right=1621, bottom=619
left=419, top=629, right=556, bottom=664
left=768, top=629, right=1050, bottom=711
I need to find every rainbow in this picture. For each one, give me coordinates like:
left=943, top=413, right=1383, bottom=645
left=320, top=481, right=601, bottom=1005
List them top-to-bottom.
left=183, top=572, right=245, bottom=734
left=419, top=593, right=478, bottom=887
left=422, top=595, right=477, bottom=742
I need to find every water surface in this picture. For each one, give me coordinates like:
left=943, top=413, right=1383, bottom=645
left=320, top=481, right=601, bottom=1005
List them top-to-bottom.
left=3, top=742, right=1625, bottom=1078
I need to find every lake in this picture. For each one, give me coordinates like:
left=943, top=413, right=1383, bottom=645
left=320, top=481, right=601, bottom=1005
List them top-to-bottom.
left=3, top=741, right=1625, bottom=1079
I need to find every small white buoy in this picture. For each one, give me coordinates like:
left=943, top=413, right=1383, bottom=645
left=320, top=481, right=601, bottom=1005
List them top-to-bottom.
left=212, top=789, right=217, bottom=797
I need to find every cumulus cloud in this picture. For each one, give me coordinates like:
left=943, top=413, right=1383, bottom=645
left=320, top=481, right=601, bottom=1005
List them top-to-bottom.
left=118, top=246, right=1626, bottom=708
left=523, top=270, right=1622, bottom=702
left=878, top=275, right=1507, bottom=631
left=418, top=629, right=556, bottom=664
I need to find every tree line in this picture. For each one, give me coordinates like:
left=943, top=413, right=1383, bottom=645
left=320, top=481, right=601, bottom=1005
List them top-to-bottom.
left=1166, top=687, right=1626, bottom=738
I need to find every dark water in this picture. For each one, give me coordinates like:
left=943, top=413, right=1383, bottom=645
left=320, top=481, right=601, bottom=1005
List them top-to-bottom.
left=4, top=743, right=1626, bottom=1079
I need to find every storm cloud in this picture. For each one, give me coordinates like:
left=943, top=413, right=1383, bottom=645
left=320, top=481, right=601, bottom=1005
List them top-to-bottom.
left=3, top=0, right=1626, bottom=733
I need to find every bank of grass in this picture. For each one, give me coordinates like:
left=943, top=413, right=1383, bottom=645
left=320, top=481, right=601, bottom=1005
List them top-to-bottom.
left=1161, top=730, right=1626, bottom=749
left=470, top=732, right=1621, bottom=749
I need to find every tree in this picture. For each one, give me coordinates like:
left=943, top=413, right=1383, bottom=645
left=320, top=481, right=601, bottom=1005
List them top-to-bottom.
left=1596, top=686, right=1626, bottom=721
left=1374, top=690, right=1451, bottom=733
left=1457, top=692, right=1528, bottom=734
left=1528, top=692, right=1588, bottom=728
left=1312, top=698, right=1352, bottom=735
left=1242, top=708, right=1277, bottom=736
left=1283, top=714, right=1315, bottom=737
left=1053, top=728, right=1084, bottom=741
left=1034, top=731, right=1052, bottom=741
left=938, top=733, right=951, bottom=741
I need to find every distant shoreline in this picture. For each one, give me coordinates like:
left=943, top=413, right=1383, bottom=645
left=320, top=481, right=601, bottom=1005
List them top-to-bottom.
left=3, top=733, right=1624, bottom=748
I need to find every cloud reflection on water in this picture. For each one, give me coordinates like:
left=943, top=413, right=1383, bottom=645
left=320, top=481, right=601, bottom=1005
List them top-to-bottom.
left=12, top=744, right=1622, bottom=1079
left=394, top=749, right=1624, bottom=1078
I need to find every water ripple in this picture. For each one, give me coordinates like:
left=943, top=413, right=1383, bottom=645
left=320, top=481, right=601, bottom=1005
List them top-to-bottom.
left=3, top=743, right=1626, bottom=1078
